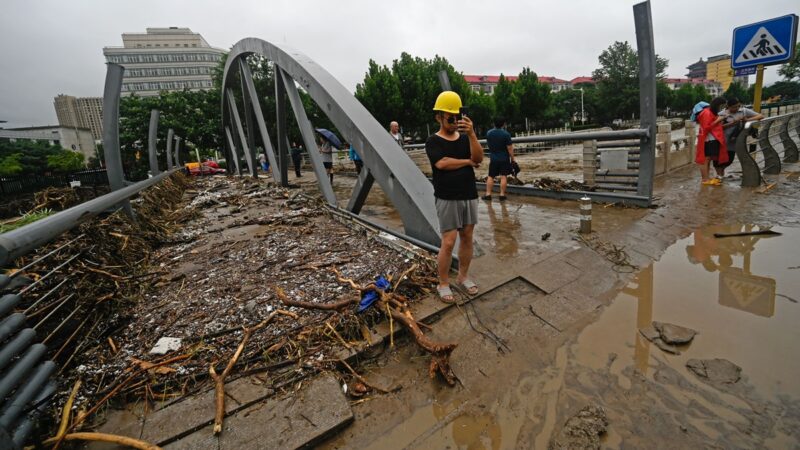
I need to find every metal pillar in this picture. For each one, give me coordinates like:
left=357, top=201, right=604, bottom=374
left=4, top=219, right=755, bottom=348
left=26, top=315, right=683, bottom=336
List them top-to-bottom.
left=633, top=1, right=656, bottom=203
left=220, top=38, right=440, bottom=245
left=239, top=58, right=281, bottom=184
left=238, top=59, right=258, bottom=179
left=101, top=63, right=132, bottom=217
left=101, top=63, right=125, bottom=193
left=278, top=68, right=336, bottom=203
left=274, top=69, right=290, bottom=187
left=438, top=70, right=452, bottom=91
left=226, top=88, right=256, bottom=177
left=147, top=110, right=160, bottom=176
left=780, top=114, right=798, bottom=163
left=758, top=120, right=781, bottom=174
left=224, top=126, right=242, bottom=175
left=736, top=126, right=762, bottom=187
left=166, top=129, right=174, bottom=170
left=174, top=136, right=182, bottom=167
left=346, top=167, right=375, bottom=214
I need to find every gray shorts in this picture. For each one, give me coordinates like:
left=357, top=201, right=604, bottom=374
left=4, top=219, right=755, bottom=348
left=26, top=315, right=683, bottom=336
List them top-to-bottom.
left=435, top=198, right=478, bottom=232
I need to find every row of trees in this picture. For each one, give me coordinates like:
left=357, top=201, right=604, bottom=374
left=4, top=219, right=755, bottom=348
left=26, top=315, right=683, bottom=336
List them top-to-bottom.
left=354, top=41, right=672, bottom=137
left=355, top=41, right=800, bottom=137
left=115, top=53, right=336, bottom=179
left=0, top=140, right=85, bottom=177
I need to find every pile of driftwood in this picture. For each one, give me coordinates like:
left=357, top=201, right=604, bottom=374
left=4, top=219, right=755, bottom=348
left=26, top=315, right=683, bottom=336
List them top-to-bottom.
left=8, top=175, right=460, bottom=448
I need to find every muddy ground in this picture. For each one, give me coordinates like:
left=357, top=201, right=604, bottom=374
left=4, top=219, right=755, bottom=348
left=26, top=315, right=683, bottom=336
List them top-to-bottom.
left=314, top=160, right=800, bottom=448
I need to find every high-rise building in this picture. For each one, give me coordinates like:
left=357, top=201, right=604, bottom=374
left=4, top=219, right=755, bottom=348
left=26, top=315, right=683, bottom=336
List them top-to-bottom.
left=103, top=27, right=227, bottom=97
left=704, top=54, right=749, bottom=91
left=706, top=54, right=734, bottom=91
left=53, top=94, right=104, bottom=142
left=54, top=94, right=81, bottom=128
left=76, top=97, right=104, bottom=142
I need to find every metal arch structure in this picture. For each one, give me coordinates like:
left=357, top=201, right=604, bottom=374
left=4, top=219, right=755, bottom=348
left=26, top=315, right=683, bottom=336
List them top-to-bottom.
left=220, top=38, right=440, bottom=246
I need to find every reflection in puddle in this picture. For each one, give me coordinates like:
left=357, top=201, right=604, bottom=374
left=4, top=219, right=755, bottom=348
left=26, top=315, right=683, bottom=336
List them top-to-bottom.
left=486, top=202, right=522, bottom=257
left=574, top=225, right=799, bottom=401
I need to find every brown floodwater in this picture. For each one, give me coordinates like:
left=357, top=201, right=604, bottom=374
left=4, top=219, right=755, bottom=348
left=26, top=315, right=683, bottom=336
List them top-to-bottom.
left=322, top=224, right=800, bottom=449
left=574, top=224, right=800, bottom=403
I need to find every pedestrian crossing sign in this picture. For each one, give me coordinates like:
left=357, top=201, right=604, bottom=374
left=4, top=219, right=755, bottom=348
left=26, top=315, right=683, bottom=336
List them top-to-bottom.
left=731, top=14, right=797, bottom=69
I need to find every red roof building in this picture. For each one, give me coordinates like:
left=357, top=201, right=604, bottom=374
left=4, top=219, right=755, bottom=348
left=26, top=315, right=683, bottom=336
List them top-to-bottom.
left=464, top=74, right=575, bottom=94
left=570, top=76, right=595, bottom=86
left=663, top=77, right=723, bottom=97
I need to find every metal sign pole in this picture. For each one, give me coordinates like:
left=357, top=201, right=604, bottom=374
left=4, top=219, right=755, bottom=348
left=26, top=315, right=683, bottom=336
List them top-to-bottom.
left=753, top=64, right=765, bottom=113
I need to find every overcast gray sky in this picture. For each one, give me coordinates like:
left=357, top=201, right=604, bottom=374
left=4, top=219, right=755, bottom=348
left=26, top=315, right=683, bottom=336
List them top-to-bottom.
left=0, top=0, right=795, bottom=128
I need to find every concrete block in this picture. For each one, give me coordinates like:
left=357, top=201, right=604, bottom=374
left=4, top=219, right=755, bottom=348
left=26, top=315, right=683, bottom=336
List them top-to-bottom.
left=520, top=257, right=582, bottom=294
left=165, top=373, right=353, bottom=450
left=139, top=376, right=273, bottom=445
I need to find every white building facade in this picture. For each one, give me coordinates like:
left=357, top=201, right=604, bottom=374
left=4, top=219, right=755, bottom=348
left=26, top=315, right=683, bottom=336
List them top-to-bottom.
left=103, top=27, right=226, bottom=97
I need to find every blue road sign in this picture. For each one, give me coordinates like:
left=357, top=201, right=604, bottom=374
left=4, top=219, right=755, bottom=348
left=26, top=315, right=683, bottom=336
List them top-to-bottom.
left=731, top=14, right=798, bottom=69
left=734, top=66, right=757, bottom=76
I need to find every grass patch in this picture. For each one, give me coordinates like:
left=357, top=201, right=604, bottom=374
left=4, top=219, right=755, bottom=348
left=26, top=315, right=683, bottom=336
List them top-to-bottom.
left=0, top=209, right=54, bottom=233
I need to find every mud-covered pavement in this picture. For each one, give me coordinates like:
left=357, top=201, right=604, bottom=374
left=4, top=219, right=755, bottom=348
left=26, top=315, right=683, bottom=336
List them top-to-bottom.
left=318, top=162, right=800, bottom=449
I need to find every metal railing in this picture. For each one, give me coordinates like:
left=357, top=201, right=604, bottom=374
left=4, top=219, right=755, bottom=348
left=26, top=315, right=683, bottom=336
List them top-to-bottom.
left=737, top=111, right=800, bottom=187
left=0, top=169, right=179, bottom=449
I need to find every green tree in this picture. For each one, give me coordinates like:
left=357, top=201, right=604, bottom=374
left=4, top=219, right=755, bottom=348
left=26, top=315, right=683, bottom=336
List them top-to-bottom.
left=592, top=41, right=669, bottom=124
left=778, top=42, right=800, bottom=81
left=355, top=52, right=469, bottom=140
left=355, top=60, right=402, bottom=132
left=513, top=67, right=551, bottom=128
left=493, top=74, right=519, bottom=125
left=765, top=80, right=800, bottom=100
left=656, top=81, right=673, bottom=114
left=724, top=81, right=748, bottom=103
left=671, top=83, right=708, bottom=114
left=465, top=91, right=496, bottom=135
left=0, top=140, right=65, bottom=175
left=47, top=150, right=85, bottom=172
left=0, top=153, right=23, bottom=176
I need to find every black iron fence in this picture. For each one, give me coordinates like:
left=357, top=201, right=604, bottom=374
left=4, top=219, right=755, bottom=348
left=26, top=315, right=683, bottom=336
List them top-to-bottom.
left=0, top=169, right=109, bottom=195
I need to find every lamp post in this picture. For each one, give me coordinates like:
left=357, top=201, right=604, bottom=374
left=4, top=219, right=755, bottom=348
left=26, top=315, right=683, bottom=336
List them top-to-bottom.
left=579, top=87, right=585, bottom=125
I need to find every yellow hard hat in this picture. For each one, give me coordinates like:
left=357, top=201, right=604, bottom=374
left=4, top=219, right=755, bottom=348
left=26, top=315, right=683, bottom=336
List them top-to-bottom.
left=432, top=91, right=462, bottom=114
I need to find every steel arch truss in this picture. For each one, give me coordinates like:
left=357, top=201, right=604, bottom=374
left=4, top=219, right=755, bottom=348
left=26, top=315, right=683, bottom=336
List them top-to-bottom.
left=220, top=38, right=440, bottom=245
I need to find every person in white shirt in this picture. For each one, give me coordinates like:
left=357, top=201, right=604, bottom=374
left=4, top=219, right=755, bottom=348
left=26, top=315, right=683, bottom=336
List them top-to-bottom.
left=390, top=121, right=403, bottom=147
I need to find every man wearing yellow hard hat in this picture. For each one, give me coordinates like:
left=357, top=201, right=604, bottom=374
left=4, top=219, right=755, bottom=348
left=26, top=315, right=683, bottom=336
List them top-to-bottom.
left=425, top=91, right=484, bottom=302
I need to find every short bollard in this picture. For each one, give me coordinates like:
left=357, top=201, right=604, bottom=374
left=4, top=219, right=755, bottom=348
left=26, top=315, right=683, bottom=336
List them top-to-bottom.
left=579, top=196, right=592, bottom=234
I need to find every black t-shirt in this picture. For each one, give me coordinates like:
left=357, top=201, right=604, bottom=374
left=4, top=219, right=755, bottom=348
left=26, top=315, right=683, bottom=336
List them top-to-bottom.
left=425, top=134, right=478, bottom=200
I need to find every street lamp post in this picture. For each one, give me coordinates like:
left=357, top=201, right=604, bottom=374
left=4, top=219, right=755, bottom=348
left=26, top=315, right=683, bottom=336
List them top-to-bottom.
left=579, top=87, right=585, bottom=125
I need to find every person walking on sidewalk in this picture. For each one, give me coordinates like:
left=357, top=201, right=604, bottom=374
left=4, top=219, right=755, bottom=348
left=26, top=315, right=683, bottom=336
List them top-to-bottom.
left=425, top=91, right=483, bottom=302
left=694, top=97, right=728, bottom=186
left=716, top=97, right=762, bottom=179
left=482, top=117, right=514, bottom=201
left=319, top=136, right=334, bottom=184
left=290, top=142, right=303, bottom=178
left=349, top=143, right=363, bottom=174
left=258, top=151, right=270, bottom=174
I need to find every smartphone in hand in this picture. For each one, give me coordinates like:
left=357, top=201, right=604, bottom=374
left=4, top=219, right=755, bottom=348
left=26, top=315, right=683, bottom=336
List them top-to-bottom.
left=458, top=107, right=470, bottom=131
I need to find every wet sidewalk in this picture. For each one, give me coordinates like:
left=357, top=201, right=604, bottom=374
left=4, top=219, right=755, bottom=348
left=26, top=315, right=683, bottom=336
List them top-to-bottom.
left=319, top=162, right=800, bottom=449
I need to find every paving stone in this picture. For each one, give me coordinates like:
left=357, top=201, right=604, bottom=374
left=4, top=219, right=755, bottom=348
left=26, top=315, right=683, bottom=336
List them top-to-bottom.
left=520, top=256, right=582, bottom=294
left=528, top=289, right=602, bottom=332
left=165, top=373, right=353, bottom=450
left=138, top=376, right=273, bottom=445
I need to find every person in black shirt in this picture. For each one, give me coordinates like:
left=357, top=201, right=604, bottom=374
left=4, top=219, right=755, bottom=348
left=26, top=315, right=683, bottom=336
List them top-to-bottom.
left=425, top=91, right=483, bottom=302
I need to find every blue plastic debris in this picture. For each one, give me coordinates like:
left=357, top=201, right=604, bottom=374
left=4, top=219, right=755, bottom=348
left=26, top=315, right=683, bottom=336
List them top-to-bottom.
left=358, top=276, right=391, bottom=313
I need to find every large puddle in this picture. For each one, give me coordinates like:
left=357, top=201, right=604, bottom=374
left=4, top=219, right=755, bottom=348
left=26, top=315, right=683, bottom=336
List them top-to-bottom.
left=575, top=224, right=800, bottom=403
